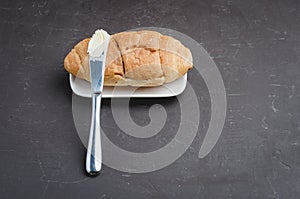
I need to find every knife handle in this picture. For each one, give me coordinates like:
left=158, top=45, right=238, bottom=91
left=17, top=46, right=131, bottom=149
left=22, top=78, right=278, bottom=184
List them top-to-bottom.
left=86, top=93, right=102, bottom=175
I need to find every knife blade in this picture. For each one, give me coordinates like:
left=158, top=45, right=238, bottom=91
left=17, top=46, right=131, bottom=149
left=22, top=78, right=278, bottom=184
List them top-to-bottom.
left=86, top=37, right=110, bottom=175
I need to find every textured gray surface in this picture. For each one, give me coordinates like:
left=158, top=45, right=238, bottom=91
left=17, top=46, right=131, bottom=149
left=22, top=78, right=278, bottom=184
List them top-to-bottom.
left=0, top=0, right=300, bottom=198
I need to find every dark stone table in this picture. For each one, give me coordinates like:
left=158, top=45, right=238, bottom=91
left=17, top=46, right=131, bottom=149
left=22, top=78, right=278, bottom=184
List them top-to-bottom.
left=0, top=0, right=299, bottom=198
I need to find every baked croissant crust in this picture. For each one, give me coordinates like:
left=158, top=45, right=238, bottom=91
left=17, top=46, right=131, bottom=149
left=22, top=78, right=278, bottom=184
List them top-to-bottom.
left=64, top=30, right=193, bottom=87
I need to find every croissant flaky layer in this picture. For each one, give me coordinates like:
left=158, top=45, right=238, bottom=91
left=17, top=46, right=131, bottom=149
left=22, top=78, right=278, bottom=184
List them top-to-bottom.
left=64, top=30, right=193, bottom=87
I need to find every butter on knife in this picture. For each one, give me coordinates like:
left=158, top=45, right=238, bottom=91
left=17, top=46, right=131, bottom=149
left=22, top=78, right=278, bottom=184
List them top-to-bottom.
left=87, top=29, right=110, bottom=58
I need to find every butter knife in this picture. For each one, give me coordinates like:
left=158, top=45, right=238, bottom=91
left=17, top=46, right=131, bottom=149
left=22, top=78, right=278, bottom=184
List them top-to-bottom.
left=86, top=34, right=110, bottom=175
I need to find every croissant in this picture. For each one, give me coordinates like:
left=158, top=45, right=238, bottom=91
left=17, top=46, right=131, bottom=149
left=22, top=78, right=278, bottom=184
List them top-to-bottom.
left=64, top=30, right=193, bottom=87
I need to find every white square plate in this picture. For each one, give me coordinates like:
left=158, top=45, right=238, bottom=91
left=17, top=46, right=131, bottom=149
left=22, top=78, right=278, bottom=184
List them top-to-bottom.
left=70, top=74, right=187, bottom=98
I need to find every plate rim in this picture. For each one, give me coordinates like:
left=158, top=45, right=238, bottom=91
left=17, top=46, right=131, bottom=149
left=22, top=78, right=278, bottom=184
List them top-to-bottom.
left=69, top=74, right=187, bottom=98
